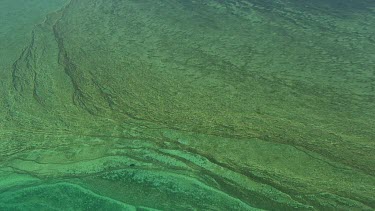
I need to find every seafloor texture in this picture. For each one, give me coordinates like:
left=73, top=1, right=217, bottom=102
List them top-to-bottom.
left=0, top=0, right=375, bottom=210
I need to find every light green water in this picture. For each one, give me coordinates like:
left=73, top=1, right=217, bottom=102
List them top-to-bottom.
left=0, top=0, right=374, bottom=210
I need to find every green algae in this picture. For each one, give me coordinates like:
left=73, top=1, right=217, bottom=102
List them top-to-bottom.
left=0, top=0, right=375, bottom=210
left=0, top=182, right=142, bottom=210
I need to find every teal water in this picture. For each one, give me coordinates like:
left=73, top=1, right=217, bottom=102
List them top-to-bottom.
left=0, top=0, right=374, bottom=210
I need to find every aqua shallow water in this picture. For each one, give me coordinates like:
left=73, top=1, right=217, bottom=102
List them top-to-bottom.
left=0, top=0, right=374, bottom=210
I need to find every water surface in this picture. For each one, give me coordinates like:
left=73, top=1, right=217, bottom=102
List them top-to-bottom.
left=0, top=0, right=374, bottom=210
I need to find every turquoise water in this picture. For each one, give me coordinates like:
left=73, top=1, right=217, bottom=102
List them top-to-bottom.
left=0, top=0, right=374, bottom=210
